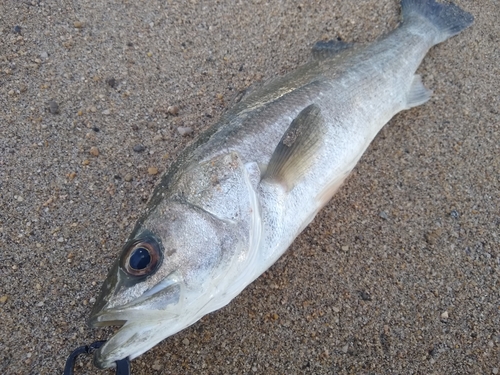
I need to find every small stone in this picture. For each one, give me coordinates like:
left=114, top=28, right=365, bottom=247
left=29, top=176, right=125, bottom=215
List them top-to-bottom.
left=73, top=21, right=84, bottom=28
left=13, top=25, right=22, bottom=34
left=40, top=51, right=48, bottom=59
left=147, top=51, right=153, bottom=57
left=106, top=77, right=117, bottom=88
left=49, top=100, right=59, bottom=114
left=167, top=105, right=179, bottom=116
left=90, top=106, right=97, bottom=113
left=102, top=109, right=111, bottom=115
left=77, top=110, right=83, bottom=116
left=177, top=126, right=193, bottom=136
left=133, top=144, right=146, bottom=153
left=89, top=147, right=99, bottom=156
left=82, top=159, right=90, bottom=166
left=148, top=167, right=158, bottom=175
left=124, top=174, right=133, bottom=182
left=16, top=196, right=24, bottom=202
left=450, top=210, right=460, bottom=219
left=379, top=211, right=388, bottom=220
left=425, top=229, right=442, bottom=245
left=57, top=237, right=64, bottom=243
left=341, top=245, right=349, bottom=251
left=358, top=290, right=372, bottom=301
left=0, top=295, right=8, bottom=304
left=89, top=297, right=96, bottom=304
left=36, top=301, right=44, bottom=307
left=441, top=311, right=449, bottom=319
left=182, top=338, right=189, bottom=345
left=342, top=344, right=349, bottom=353
left=152, top=364, right=162, bottom=371
left=492, top=367, right=498, bottom=375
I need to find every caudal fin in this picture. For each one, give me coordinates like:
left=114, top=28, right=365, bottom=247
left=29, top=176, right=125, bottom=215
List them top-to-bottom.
left=402, top=0, right=474, bottom=43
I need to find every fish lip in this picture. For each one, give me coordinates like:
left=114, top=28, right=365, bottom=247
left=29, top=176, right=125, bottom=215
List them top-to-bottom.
left=88, top=272, right=182, bottom=327
left=88, top=276, right=183, bottom=368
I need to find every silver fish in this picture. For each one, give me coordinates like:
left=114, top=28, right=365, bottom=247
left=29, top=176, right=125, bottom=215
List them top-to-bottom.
left=89, top=0, right=473, bottom=368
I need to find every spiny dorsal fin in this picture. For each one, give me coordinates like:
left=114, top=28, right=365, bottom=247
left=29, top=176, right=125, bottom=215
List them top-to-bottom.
left=312, top=39, right=352, bottom=60
left=406, top=74, right=432, bottom=109
left=263, top=104, right=325, bottom=191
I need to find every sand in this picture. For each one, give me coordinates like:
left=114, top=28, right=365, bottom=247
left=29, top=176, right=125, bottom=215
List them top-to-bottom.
left=0, top=0, right=498, bottom=374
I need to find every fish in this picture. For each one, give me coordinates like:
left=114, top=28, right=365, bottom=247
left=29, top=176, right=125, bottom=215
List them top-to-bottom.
left=88, top=0, right=473, bottom=369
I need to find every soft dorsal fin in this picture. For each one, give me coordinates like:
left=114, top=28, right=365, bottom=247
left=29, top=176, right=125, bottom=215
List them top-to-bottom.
left=312, top=39, right=352, bottom=60
left=263, top=104, right=325, bottom=191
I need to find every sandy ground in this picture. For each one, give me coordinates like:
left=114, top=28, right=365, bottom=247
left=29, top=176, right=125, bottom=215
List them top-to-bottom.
left=1, top=0, right=498, bottom=374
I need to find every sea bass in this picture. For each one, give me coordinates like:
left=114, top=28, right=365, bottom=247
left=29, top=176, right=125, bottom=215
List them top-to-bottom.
left=89, top=0, right=473, bottom=368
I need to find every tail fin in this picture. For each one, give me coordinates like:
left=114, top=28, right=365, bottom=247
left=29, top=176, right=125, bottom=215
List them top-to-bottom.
left=401, top=0, right=474, bottom=43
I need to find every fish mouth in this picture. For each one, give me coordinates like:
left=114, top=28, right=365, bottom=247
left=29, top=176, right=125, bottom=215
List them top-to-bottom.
left=88, top=278, right=183, bottom=369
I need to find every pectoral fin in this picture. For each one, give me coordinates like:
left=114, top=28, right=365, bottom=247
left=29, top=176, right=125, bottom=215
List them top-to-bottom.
left=263, top=104, right=325, bottom=191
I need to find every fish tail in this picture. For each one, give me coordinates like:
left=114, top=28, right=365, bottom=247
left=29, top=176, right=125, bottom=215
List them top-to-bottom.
left=401, top=0, right=474, bottom=44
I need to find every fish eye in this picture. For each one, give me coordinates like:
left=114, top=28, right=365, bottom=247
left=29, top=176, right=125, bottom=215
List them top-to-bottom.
left=122, top=237, right=162, bottom=277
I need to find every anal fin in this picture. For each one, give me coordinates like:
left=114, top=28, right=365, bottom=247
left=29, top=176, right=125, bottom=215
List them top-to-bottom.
left=406, top=74, right=433, bottom=109
left=263, top=104, right=325, bottom=191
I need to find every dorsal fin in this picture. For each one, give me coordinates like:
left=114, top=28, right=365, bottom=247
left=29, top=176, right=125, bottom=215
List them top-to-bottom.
left=312, top=39, right=352, bottom=60
left=263, top=104, right=325, bottom=191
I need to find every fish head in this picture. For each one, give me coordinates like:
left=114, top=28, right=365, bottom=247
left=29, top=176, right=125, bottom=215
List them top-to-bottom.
left=88, top=197, right=247, bottom=369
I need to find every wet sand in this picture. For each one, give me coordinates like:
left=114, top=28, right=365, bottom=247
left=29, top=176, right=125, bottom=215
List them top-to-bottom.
left=1, top=0, right=498, bottom=374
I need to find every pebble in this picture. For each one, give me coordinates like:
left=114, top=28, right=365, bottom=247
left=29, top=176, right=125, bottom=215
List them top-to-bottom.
left=73, top=21, right=84, bottom=29
left=13, top=25, right=22, bottom=34
left=40, top=51, right=48, bottom=59
left=106, top=77, right=117, bottom=88
left=49, top=100, right=59, bottom=114
left=167, top=105, right=179, bottom=116
left=90, top=106, right=97, bottom=113
left=102, top=109, right=111, bottom=115
left=177, top=126, right=193, bottom=136
left=133, top=144, right=145, bottom=153
left=89, top=147, right=99, bottom=156
left=82, top=159, right=90, bottom=166
left=148, top=167, right=158, bottom=175
left=124, top=173, right=133, bottom=182
left=379, top=211, right=389, bottom=220
left=0, top=295, right=8, bottom=304
left=89, top=297, right=96, bottom=304
left=441, top=311, right=449, bottom=319
left=182, top=338, right=190, bottom=346
left=493, top=367, right=498, bottom=374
